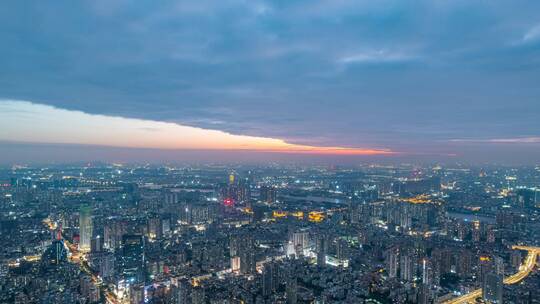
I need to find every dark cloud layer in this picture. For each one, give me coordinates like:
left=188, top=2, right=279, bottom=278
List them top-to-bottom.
left=1, top=0, right=540, bottom=158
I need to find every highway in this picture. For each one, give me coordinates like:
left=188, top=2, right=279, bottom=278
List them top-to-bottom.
left=442, top=246, right=540, bottom=304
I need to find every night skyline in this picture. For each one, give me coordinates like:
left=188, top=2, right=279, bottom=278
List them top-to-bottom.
left=1, top=1, right=540, bottom=163
left=2, top=3, right=540, bottom=302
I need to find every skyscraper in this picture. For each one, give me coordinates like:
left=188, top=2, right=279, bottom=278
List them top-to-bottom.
left=79, top=204, right=93, bottom=252
left=122, top=234, right=145, bottom=283
left=316, top=235, right=328, bottom=266
left=262, top=262, right=277, bottom=298
left=286, top=268, right=297, bottom=304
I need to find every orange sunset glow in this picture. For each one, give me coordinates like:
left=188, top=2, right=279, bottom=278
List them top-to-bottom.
left=0, top=100, right=393, bottom=156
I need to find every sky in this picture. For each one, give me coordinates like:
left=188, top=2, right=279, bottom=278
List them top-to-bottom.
left=0, top=0, right=539, bottom=164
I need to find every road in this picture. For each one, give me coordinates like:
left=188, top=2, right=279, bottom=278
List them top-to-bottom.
left=43, top=219, right=121, bottom=304
left=442, top=246, right=540, bottom=304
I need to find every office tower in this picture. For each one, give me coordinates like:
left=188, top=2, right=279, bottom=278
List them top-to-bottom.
left=79, top=204, right=93, bottom=252
left=122, top=234, right=145, bottom=283
left=42, top=238, right=67, bottom=267
left=483, top=272, right=503, bottom=303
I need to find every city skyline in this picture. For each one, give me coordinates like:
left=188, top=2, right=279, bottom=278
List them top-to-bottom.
left=2, top=2, right=540, bottom=304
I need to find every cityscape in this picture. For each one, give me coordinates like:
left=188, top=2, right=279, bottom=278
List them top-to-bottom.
left=1, top=1, right=540, bottom=303
left=0, top=164, right=539, bottom=303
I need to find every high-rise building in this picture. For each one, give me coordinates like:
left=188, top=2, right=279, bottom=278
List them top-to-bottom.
left=260, top=186, right=277, bottom=204
left=164, top=192, right=178, bottom=207
left=79, top=204, right=93, bottom=252
left=147, top=216, right=162, bottom=239
left=104, top=220, right=127, bottom=251
left=291, top=231, right=309, bottom=257
left=122, top=234, right=145, bottom=283
left=316, top=235, right=328, bottom=266
left=91, top=236, right=102, bottom=253
left=238, top=236, right=256, bottom=275
left=336, top=238, right=349, bottom=261
left=387, top=247, right=399, bottom=278
left=457, top=250, right=472, bottom=278
left=510, top=251, right=522, bottom=269
left=400, top=252, right=413, bottom=282
left=99, top=253, right=115, bottom=280
left=493, top=256, right=504, bottom=276
left=422, top=259, right=434, bottom=287
left=262, top=262, right=277, bottom=298
left=286, top=268, right=297, bottom=304
left=483, top=272, right=503, bottom=303
left=80, top=275, right=100, bottom=303
left=172, top=278, right=191, bottom=304
left=418, top=284, right=431, bottom=304
left=191, top=287, right=206, bottom=304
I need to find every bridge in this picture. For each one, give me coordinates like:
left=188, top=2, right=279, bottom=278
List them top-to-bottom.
left=442, top=245, right=540, bottom=304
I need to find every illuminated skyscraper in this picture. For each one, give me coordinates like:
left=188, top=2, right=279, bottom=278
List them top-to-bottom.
left=79, top=204, right=93, bottom=252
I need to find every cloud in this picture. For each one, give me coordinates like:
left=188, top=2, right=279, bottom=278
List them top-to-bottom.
left=0, top=0, right=540, bottom=160
left=523, top=23, right=540, bottom=42
left=338, top=49, right=415, bottom=64
left=0, top=100, right=393, bottom=155
left=449, top=137, right=540, bottom=144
